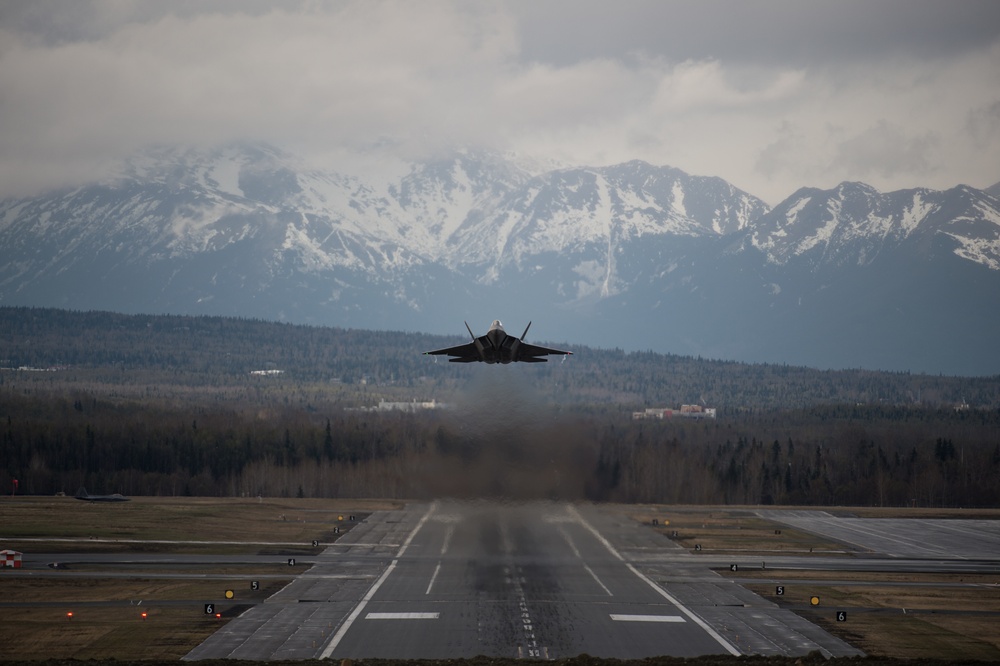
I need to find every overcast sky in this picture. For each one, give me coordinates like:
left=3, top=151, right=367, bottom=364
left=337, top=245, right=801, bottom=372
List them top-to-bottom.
left=1, top=0, right=998, bottom=204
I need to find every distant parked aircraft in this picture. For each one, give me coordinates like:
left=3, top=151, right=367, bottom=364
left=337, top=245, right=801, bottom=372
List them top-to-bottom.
left=423, top=320, right=572, bottom=364
left=75, top=487, right=129, bottom=502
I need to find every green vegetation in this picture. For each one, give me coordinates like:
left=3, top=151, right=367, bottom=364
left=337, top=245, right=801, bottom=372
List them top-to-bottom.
left=2, top=307, right=999, bottom=506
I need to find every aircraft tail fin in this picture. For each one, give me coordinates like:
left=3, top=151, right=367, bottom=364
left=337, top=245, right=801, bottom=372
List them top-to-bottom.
left=465, top=321, right=476, bottom=340
left=521, top=321, right=532, bottom=341
left=75, top=487, right=89, bottom=499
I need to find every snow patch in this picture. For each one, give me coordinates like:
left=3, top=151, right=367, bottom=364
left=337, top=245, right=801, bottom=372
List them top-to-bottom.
left=208, top=156, right=244, bottom=198
left=671, top=181, right=687, bottom=217
left=901, top=192, right=935, bottom=234
left=785, top=197, right=811, bottom=224
left=944, top=233, right=1000, bottom=270
left=572, top=259, right=607, bottom=300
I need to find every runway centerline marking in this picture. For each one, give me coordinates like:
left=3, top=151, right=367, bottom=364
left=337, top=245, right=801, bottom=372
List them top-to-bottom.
left=318, top=501, right=438, bottom=659
left=566, top=504, right=740, bottom=657
left=425, top=523, right=455, bottom=595
left=440, top=523, right=455, bottom=556
left=425, top=563, right=442, bottom=595
left=365, top=612, right=440, bottom=620
left=611, top=614, right=685, bottom=623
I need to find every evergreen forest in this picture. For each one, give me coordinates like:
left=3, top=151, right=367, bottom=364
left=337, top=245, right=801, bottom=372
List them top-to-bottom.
left=2, top=306, right=999, bottom=507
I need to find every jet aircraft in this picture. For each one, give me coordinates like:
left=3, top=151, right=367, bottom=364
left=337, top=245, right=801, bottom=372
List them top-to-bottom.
left=424, top=320, right=572, bottom=364
left=75, top=487, right=129, bottom=502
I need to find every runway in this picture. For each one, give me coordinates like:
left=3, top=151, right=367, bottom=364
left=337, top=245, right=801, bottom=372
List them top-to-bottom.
left=183, top=501, right=863, bottom=660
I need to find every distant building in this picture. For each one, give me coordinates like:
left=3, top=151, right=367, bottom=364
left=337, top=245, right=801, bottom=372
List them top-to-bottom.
left=350, top=399, right=449, bottom=413
left=378, top=399, right=444, bottom=413
left=632, top=404, right=716, bottom=420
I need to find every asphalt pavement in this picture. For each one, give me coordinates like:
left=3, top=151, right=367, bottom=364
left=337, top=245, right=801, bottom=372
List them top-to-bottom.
left=182, top=501, right=865, bottom=660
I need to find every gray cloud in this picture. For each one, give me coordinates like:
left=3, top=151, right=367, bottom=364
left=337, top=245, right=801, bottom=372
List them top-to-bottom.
left=0, top=0, right=998, bottom=204
left=512, top=0, right=1000, bottom=66
left=966, top=99, right=1000, bottom=146
left=831, top=121, right=939, bottom=180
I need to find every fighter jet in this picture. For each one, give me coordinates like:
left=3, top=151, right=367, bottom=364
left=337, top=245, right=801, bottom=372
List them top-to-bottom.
left=424, top=320, right=572, bottom=364
left=75, top=487, right=129, bottom=502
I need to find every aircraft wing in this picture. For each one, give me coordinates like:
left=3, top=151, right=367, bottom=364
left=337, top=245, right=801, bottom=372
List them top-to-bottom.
left=423, top=341, right=482, bottom=363
left=517, top=341, right=572, bottom=361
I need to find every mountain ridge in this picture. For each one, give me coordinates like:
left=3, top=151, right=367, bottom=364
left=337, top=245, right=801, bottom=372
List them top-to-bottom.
left=2, top=142, right=998, bottom=375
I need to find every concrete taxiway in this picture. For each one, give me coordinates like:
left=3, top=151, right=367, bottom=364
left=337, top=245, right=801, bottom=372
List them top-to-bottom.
left=183, top=502, right=870, bottom=660
left=759, top=509, right=1000, bottom=559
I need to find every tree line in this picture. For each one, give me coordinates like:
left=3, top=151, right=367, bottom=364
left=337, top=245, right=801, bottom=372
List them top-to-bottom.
left=2, top=306, right=999, bottom=506
left=3, top=306, right=1000, bottom=410
left=3, top=385, right=998, bottom=507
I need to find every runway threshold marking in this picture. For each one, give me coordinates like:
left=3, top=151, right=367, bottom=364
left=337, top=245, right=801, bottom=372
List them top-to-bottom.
left=318, top=501, right=439, bottom=659
left=565, top=504, right=741, bottom=657
left=366, top=612, right=440, bottom=620
left=610, top=614, right=685, bottom=623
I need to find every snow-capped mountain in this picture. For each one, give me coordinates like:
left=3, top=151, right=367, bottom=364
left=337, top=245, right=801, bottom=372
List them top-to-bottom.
left=1, top=142, right=998, bottom=375
left=748, top=181, right=1000, bottom=271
